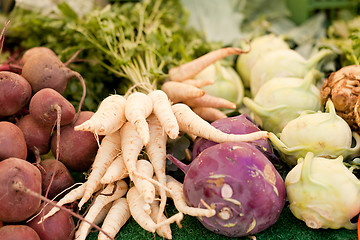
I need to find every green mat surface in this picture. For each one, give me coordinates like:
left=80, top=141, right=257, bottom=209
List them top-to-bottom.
left=86, top=202, right=358, bottom=239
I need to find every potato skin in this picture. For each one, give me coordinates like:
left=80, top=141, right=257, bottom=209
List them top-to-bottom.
left=0, top=71, right=32, bottom=117
left=51, top=111, right=99, bottom=171
left=0, top=121, right=27, bottom=161
left=0, top=158, right=42, bottom=222
left=0, top=225, right=40, bottom=240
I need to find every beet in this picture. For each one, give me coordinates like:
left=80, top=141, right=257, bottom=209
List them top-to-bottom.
left=21, top=47, right=57, bottom=65
left=0, top=71, right=32, bottom=117
left=29, top=88, right=76, bottom=127
left=51, top=111, right=99, bottom=171
left=16, top=114, right=52, bottom=156
left=192, top=114, right=275, bottom=161
left=0, top=121, right=27, bottom=160
left=168, top=142, right=286, bottom=237
left=0, top=157, right=42, bottom=222
left=40, top=159, right=75, bottom=199
left=27, top=203, right=75, bottom=240
left=0, top=225, right=40, bottom=240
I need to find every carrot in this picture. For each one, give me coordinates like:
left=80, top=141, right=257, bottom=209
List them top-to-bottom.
left=168, top=47, right=249, bottom=82
left=182, top=78, right=215, bottom=88
left=161, top=81, right=205, bottom=103
left=148, top=90, right=179, bottom=139
left=124, top=91, right=153, bottom=146
left=74, top=94, right=126, bottom=135
left=182, top=94, right=236, bottom=109
left=172, top=103, right=269, bottom=142
left=192, top=107, right=227, bottom=122
left=145, top=114, right=168, bottom=223
left=119, top=121, right=143, bottom=181
left=78, top=130, right=122, bottom=209
left=100, top=153, right=128, bottom=185
left=133, top=159, right=155, bottom=205
left=166, top=175, right=216, bottom=218
left=75, top=180, right=128, bottom=240
left=41, top=183, right=104, bottom=220
left=126, top=186, right=183, bottom=234
left=98, top=198, right=131, bottom=240
left=149, top=201, right=172, bottom=239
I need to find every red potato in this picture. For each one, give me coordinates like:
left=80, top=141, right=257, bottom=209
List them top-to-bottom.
left=0, top=71, right=32, bottom=117
left=29, top=88, right=76, bottom=127
left=51, top=111, right=99, bottom=171
left=16, top=114, right=52, bottom=156
left=0, top=121, right=27, bottom=161
left=0, top=157, right=42, bottom=222
left=40, top=159, right=75, bottom=200
left=27, top=203, right=75, bottom=240
left=0, top=225, right=40, bottom=240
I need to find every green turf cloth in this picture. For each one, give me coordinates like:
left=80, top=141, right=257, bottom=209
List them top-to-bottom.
left=87, top=202, right=358, bottom=240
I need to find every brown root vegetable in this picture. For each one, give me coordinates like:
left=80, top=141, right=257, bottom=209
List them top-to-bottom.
left=21, top=47, right=57, bottom=65
left=21, top=50, right=86, bottom=115
left=320, top=65, right=360, bottom=131
left=0, top=71, right=32, bottom=117
left=29, top=88, right=76, bottom=127
left=51, top=111, right=99, bottom=171
left=16, top=114, right=52, bottom=157
left=0, top=121, right=27, bottom=160
left=0, top=157, right=42, bottom=222
left=40, top=159, right=75, bottom=200
left=27, top=203, right=75, bottom=240
left=0, top=225, right=40, bottom=240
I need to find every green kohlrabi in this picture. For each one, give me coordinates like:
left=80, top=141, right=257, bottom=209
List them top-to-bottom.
left=236, top=34, right=289, bottom=87
left=249, top=48, right=333, bottom=96
left=194, top=62, right=244, bottom=108
left=242, top=70, right=322, bottom=135
left=269, top=100, right=360, bottom=166
left=285, top=152, right=360, bottom=230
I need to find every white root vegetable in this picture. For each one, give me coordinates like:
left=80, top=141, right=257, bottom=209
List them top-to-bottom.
left=168, top=47, right=248, bottom=82
left=161, top=81, right=205, bottom=103
left=148, top=90, right=179, bottom=139
left=124, top=92, right=153, bottom=146
left=74, top=94, right=126, bottom=135
left=183, top=94, right=236, bottom=109
left=172, top=103, right=269, bottom=142
left=192, top=107, right=227, bottom=122
left=146, top=114, right=168, bottom=223
left=119, top=122, right=143, bottom=181
left=79, top=130, right=122, bottom=209
left=100, top=153, right=128, bottom=184
left=133, top=159, right=155, bottom=205
left=166, top=175, right=216, bottom=218
left=75, top=180, right=128, bottom=240
left=41, top=183, right=104, bottom=220
left=126, top=186, right=183, bottom=234
left=98, top=198, right=131, bottom=240
left=149, top=201, right=172, bottom=239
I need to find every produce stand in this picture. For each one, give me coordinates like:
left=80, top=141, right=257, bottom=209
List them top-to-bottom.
left=1, top=0, right=360, bottom=240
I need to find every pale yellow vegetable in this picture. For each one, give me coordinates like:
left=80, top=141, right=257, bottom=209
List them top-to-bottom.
left=182, top=78, right=215, bottom=88
left=161, top=81, right=205, bottom=103
left=182, top=94, right=236, bottom=109
left=192, top=107, right=227, bottom=122
left=100, top=153, right=128, bottom=185
left=133, top=159, right=155, bottom=204
left=149, top=201, right=172, bottom=239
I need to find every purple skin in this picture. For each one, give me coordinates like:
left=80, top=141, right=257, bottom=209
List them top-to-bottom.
left=192, top=114, right=278, bottom=163
left=168, top=142, right=286, bottom=237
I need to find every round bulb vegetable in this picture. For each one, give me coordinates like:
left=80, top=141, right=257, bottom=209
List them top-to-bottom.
left=236, top=34, right=289, bottom=87
left=250, top=48, right=332, bottom=96
left=194, top=62, right=244, bottom=107
left=243, top=70, right=322, bottom=134
left=269, top=100, right=360, bottom=165
left=168, top=142, right=286, bottom=237
left=285, top=152, right=360, bottom=230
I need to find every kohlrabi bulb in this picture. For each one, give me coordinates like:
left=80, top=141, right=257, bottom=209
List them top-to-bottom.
left=195, top=62, right=244, bottom=107
left=243, top=70, right=321, bottom=134
left=269, top=100, right=360, bottom=165
left=285, top=152, right=360, bottom=230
